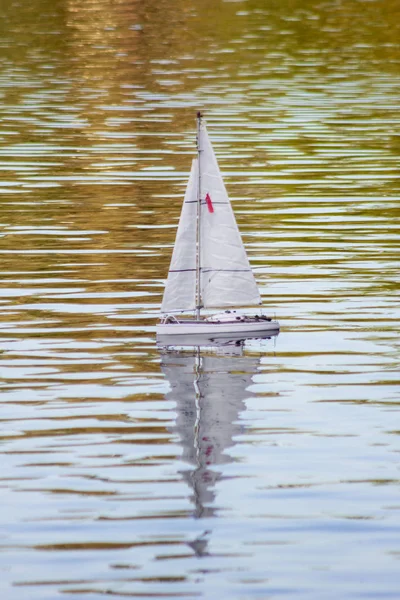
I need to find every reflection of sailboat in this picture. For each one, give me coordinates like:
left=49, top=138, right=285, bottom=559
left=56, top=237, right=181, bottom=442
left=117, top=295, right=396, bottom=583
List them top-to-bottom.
left=156, top=112, right=279, bottom=339
left=161, top=349, right=260, bottom=528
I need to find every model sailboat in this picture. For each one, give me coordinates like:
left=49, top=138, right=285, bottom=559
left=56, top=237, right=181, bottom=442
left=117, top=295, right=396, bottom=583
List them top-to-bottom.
left=157, top=112, right=279, bottom=339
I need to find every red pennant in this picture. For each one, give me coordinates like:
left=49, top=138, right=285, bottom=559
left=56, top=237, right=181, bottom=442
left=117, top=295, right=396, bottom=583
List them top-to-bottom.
left=205, top=193, right=214, bottom=213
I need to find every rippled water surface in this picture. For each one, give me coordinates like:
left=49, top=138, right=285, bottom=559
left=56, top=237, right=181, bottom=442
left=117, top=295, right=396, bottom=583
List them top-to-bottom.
left=1, top=0, right=400, bottom=598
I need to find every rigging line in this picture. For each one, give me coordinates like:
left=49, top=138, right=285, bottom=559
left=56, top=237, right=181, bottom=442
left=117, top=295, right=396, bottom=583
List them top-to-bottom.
left=185, top=200, right=228, bottom=204
left=168, top=268, right=253, bottom=273
left=168, top=268, right=253, bottom=275
left=201, top=268, right=252, bottom=273
left=169, top=269, right=255, bottom=276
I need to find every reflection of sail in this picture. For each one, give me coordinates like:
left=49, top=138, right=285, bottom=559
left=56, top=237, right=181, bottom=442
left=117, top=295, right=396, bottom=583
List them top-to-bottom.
left=161, top=351, right=259, bottom=522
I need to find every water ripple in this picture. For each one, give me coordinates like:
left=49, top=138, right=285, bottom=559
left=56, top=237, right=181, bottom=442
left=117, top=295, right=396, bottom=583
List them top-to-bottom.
left=0, top=0, right=399, bottom=598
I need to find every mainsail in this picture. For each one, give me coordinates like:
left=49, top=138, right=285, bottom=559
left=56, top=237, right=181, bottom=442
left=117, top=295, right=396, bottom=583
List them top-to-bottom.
left=161, top=119, right=262, bottom=315
left=198, top=121, right=262, bottom=308
left=161, top=159, right=198, bottom=313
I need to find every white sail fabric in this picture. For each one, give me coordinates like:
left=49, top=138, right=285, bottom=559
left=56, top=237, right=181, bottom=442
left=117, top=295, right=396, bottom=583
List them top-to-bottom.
left=199, top=122, right=262, bottom=308
left=161, top=159, right=198, bottom=313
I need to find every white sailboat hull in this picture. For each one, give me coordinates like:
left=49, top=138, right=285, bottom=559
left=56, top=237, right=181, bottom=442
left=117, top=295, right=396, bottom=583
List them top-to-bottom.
left=156, top=319, right=280, bottom=338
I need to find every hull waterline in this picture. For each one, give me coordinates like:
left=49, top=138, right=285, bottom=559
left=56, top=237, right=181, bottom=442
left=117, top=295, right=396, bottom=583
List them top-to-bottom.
left=156, top=320, right=280, bottom=337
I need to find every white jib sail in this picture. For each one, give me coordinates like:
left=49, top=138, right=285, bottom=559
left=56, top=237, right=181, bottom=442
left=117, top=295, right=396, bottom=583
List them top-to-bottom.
left=199, top=121, right=262, bottom=308
left=161, top=159, right=198, bottom=313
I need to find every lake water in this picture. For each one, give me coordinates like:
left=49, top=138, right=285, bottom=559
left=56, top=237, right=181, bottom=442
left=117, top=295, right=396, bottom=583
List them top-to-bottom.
left=0, top=0, right=399, bottom=598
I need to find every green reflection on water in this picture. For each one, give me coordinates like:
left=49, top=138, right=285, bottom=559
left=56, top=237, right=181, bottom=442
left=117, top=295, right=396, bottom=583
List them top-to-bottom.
left=0, top=1, right=399, bottom=598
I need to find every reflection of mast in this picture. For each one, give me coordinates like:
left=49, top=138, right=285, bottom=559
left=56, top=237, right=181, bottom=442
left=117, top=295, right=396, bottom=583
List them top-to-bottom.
left=161, top=349, right=260, bottom=522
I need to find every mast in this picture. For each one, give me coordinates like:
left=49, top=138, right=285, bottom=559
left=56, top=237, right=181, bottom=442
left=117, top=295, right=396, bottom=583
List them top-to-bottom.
left=195, top=111, right=202, bottom=320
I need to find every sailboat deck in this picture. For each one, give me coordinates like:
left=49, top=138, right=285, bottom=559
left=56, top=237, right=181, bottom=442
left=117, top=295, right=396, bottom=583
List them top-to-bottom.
left=162, top=315, right=274, bottom=325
